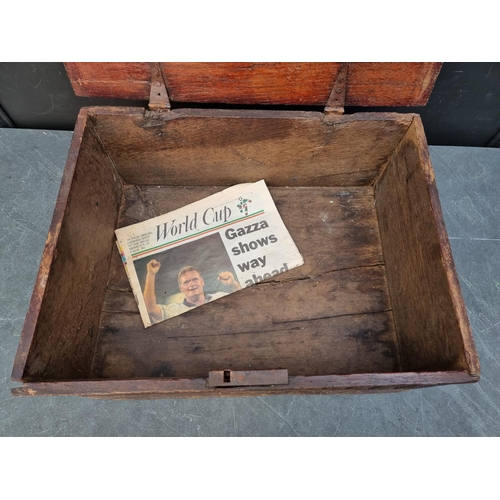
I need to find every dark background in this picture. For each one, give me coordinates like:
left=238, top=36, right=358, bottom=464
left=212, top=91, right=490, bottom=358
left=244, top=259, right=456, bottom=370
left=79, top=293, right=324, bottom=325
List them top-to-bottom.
left=0, top=62, right=498, bottom=147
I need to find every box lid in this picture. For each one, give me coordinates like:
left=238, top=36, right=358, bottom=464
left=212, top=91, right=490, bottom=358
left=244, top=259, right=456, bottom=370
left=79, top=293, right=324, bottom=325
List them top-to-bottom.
left=64, top=62, right=442, bottom=107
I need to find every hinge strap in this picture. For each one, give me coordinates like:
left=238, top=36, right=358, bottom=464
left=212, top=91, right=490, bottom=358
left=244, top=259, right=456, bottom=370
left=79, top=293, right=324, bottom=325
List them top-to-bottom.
left=149, top=63, right=171, bottom=111
left=325, top=63, right=348, bottom=115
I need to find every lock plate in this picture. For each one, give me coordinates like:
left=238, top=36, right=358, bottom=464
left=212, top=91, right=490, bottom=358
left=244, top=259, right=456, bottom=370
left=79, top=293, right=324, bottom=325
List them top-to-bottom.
left=207, top=369, right=289, bottom=388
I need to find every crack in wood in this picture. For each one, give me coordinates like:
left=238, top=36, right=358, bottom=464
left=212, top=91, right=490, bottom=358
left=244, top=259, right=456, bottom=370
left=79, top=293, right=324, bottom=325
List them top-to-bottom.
left=251, top=262, right=385, bottom=287
left=104, top=263, right=386, bottom=298
left=106, top=285, right=132, bottom=292
left=98, top=308, right=394, bottom=339
left=273, top=308, right=393, bottom=325
left=101, top=309, right=138, bottom=315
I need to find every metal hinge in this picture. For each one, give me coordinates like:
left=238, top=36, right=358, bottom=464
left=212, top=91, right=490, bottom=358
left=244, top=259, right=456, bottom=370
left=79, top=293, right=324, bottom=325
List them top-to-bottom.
left=149, top=63, right=171, bottom=111
left=325, top=63, right=348, bottom=115
left=207, top=369, right=289, bottom=388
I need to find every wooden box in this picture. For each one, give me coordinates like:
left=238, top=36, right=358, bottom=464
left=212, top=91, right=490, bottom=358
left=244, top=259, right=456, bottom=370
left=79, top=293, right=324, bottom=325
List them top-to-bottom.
left=11, top=63, right=480, bottom=398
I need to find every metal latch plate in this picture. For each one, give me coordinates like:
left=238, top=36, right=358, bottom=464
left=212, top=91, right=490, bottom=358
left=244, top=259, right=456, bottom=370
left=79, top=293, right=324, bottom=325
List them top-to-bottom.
left=149, top=63, right=171, bottom=111
left=207, top=369, right=289, bottom=388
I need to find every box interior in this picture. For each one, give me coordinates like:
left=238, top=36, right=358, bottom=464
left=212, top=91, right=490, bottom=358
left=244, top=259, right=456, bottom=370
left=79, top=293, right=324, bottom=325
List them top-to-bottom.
left=19, top=109, right=470, bottom=383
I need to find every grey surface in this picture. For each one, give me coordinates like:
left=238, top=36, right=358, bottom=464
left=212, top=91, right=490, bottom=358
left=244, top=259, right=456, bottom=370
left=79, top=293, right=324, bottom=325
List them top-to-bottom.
left=1, top=129, right=499, bottom=436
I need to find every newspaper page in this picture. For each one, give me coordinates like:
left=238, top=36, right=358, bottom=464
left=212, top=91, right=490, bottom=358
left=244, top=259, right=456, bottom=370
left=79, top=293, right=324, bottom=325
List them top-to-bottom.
left=115, top=180, right=304, bottom=328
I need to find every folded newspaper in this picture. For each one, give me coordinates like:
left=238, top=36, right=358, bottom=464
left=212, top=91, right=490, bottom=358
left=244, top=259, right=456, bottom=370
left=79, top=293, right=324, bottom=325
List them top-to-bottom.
left=115, top=180, right=304, bottom=328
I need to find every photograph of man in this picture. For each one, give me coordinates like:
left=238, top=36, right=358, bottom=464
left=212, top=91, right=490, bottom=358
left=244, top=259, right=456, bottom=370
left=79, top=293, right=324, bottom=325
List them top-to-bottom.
left=144, top=261, right=241, bottom=323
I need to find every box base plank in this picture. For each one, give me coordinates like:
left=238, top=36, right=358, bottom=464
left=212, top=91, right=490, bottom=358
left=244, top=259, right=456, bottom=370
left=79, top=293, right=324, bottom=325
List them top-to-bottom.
left=91, top=185, right=401, bottom=379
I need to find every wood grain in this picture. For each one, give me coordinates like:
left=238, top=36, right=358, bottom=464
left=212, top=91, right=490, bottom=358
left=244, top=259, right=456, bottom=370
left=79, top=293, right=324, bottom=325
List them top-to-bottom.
left=64, top=62, right=151, bottom=99
left=64, top=63, right=442, bottom=107
left=161, top=63, right=343, bottom=105
left=346, top=63, right=442, bottom=106
left=91, top=108, right=412, bottom=187
left=12, top=112, right=123, bottom=381
left=375, top=116, right=472, bottom=373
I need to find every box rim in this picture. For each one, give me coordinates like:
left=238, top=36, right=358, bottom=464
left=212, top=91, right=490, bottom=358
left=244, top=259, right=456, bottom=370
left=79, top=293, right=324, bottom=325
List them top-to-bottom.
left=10, top=106, right=479, bottom=393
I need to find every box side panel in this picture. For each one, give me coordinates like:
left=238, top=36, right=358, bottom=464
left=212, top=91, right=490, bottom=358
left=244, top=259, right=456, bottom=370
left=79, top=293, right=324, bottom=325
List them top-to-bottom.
left=92, top=109, right=412, bottom=187
left=11, top=110, right=89, bottom=380
left=17, top=116, right=123, bottom=381
left=375, top=117, right=476, bottom=373
left=11, top=371, right=478, bottom=398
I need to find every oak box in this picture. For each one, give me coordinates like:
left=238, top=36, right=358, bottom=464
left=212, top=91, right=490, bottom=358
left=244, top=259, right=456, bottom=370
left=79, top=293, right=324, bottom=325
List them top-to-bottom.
left=11, top=63, right=480, bottom=398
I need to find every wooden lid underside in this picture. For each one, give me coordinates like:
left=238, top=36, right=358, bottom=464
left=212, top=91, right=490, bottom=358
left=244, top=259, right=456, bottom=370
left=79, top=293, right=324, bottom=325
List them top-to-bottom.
left=64, top=62, right=442, bottom=107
